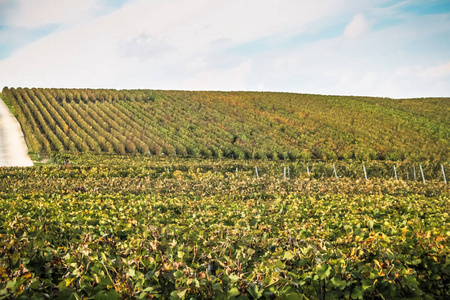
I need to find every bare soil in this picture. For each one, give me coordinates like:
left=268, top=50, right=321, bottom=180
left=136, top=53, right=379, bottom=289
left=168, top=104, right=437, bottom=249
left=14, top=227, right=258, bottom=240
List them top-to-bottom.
left=0, top=97, right=33, bottom=167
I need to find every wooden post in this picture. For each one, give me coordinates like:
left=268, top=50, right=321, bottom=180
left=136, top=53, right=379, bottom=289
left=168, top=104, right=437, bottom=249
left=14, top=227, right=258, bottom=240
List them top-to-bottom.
left=333, top=165, right=338, bottom=179
left=363, top=165, right=368, bottom=181
left=394, top=165, right=398, bottom=180
left=413, top=165, right=417, bottom=181
left=420, top=165, right=425, bottom=184
left=442, top=165, right=447, bottom=184
left=255, top=166, right=259, bottom=178
left=288, top=166, right=290, bottom=180
left=307, top=166, right=310, bottom=176
left=236, top=167, right=238, bottom=178
left=283, top=167, right=286, bottom=180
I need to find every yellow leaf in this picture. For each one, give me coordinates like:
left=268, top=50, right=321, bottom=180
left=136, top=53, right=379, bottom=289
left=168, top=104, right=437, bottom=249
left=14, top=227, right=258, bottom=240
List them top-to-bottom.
left=66, top=278, right=75, bottom=286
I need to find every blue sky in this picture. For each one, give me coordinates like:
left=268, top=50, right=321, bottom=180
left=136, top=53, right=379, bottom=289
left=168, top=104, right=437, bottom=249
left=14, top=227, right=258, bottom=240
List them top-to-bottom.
left=0, top=0, right=449, bottom=98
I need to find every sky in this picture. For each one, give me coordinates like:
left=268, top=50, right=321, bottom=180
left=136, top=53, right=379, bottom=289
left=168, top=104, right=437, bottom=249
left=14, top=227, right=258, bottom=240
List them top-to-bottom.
left=0, top=0, right=449, bottom=98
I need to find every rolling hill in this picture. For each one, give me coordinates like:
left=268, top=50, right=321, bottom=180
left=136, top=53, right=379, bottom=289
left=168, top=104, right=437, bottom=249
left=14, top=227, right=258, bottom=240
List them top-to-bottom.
left=2, top=87, right=449, bottom=162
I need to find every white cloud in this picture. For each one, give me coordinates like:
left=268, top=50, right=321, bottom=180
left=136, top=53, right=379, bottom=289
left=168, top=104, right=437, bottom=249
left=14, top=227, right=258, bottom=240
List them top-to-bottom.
left=0, top=0, right=449, bottom=98
left=0, top=0, right=355, bottom=89
left=4, top=0, right=102, bottom=29
left=343, top=14, right=371, bottom=39
left=119, top=33, right=173, bottom=61
left=184, top=60, right=252, bottom=91
left=394, top=61, right=450, bottom=79
left=422, top=61, right=450, bottom=78
left=394, top=65, right=415, bottom=77
left=360, top=72, right=378, bottom=88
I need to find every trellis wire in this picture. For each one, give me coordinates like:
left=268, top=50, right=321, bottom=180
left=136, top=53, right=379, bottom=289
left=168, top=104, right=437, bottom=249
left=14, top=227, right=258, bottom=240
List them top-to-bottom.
left=165, top=163, right=448, bottom=182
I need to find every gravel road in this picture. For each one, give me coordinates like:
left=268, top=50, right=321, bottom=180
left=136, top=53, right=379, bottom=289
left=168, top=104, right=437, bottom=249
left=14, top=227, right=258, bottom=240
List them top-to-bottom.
left=0, top=96, right=34, bottom=167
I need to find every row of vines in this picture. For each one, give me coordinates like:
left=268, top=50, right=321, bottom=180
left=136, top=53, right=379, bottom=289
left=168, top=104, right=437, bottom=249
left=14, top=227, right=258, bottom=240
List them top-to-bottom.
left=2, top=87, right=449, bottom=162
left=2, top=157, right=447, bottom=206
left=1, top=162, right=449, bottom=298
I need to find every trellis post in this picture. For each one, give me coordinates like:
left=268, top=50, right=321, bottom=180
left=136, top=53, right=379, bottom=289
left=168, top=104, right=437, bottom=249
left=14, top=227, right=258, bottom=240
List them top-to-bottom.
left=420, top=165, right=425, bottom=184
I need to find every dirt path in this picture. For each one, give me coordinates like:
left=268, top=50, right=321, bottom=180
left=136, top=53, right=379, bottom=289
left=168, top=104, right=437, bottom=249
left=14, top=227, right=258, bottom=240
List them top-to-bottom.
left=0, top=96, right=34, bottom=167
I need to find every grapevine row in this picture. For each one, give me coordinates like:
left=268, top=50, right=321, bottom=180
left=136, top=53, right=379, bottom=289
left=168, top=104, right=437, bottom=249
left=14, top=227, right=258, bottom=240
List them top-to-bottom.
left=2, top=87, right=448, bottom=162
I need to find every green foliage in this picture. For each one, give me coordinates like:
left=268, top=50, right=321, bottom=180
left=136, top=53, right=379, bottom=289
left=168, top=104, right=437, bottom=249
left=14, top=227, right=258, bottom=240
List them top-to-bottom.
left=1, top=85, right=449, bottom=298
left=3, top=87, right=449, bottom=162
left=0, top=92, right=17, bottom=118
left=1, top=157, right=448, bottom=196
left=0, top=158, right=449, bottom=299
left=0, top=189, right=449, bottom=298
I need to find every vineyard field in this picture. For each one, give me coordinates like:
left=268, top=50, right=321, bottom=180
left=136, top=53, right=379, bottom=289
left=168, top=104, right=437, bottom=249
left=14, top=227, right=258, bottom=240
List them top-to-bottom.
left=1, top=87, right=449, bottom=299
left=2, top=87, right=449, bottom=162
left=1, top=158, right=449, bottom=299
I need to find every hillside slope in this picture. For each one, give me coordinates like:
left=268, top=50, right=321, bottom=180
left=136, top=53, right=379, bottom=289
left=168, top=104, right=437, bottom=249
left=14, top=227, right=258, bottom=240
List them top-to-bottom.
left=2, top=87, right=449, bottom=162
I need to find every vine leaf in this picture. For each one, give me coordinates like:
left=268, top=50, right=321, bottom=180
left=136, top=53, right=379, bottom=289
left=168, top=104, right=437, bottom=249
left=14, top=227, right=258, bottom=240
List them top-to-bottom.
left=317, top=264, right=331, bottom=280
left=351, top=286, right=364, bottom=299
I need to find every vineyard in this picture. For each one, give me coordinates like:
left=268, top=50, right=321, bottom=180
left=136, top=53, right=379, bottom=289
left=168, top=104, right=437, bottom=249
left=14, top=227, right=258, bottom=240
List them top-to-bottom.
left=1, top=87, right=449, bottom=299
left=2, top=87, right=449, bottom=162
left=1, top=158, right=449, bottom=299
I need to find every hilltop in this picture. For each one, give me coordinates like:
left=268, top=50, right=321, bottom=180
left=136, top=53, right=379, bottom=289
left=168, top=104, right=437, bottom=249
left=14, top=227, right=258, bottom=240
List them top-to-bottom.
left=2, top=87, right=449, bottom=162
